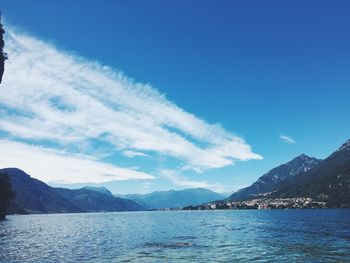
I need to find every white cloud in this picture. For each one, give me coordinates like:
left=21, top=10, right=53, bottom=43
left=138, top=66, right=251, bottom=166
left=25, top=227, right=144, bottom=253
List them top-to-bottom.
left=0, top=26, right=262, bottom=182
left=279, top=134, right=295, bottom=144
left=0, top=139, right=154, bottom=184
left=122, top=150, right=149, bottom=158
left=160, top=169, right=228, bottom=193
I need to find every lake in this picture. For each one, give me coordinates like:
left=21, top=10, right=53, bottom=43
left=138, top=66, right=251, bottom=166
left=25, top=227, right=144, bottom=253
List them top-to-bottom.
left=0, top=209, right=349, bottom=262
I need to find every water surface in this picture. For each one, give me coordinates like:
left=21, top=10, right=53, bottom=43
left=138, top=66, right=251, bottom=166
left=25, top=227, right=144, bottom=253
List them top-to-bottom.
left=0, top=209, right=349, bottom=262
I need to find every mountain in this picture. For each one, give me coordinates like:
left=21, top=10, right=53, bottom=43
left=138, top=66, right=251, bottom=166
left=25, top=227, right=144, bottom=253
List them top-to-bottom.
left=271, top=139, right=350, bottom=207
left=229, top=154, right=322, bottom=201
left=2, top=168, right=144, bottom=214
left=82, top=186, right=113, bottom=196
left=117, top=188, right=226, bottom=209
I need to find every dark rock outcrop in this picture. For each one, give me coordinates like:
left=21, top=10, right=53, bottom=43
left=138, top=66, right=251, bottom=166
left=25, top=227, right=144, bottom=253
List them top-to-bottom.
left=0, top=13, right=6, bottom=83
left=0, top=171, right=13, bottom=220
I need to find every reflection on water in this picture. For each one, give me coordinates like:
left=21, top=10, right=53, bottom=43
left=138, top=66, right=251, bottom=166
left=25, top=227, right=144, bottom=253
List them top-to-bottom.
left=0, top=209, right=349, bottom=262
left=144, top=242, right=193, bottom=249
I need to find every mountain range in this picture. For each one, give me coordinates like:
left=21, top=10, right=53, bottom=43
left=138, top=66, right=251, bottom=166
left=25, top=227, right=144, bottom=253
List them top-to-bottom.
left=2, top=139, right=349, bottom=214
left=227, top=139, right=350, bottom=207
left=271, top=139, right=350, bottom=206
left=229, top=154, right=322, bottom=201
left=1, top=168, right=227, bottom=214
left=2, top=168, right=144, bottom=214
left=117, top=188, right=226, bottom=209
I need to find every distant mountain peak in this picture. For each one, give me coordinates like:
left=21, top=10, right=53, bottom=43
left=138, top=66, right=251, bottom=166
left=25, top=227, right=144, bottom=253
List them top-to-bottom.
left=338, top=139, right=350, bottom=152
left=296, top=153, right=310, bottom=159
left=283, top=154, right=320, bottom=170
left=292, top=154, right=320, bottom=163
left=1, top=167, right=30, bottom=178
left=83, top=186, right=113, bottom=196
left=117, top=188, right=226, bottom=209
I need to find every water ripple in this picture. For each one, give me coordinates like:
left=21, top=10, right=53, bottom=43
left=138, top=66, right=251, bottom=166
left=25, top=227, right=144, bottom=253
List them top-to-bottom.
left=0, top=209, right=349, bottom=262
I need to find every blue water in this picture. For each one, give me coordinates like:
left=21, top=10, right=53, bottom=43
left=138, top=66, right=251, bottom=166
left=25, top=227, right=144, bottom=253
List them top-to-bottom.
left=0, top=209, right=349, bottom=262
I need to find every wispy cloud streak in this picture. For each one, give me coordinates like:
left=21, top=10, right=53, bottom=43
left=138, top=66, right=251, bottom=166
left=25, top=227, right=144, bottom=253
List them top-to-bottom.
left=0, top=26, right=261, bottom=183
left=279, top=134, right=296, bottom=144
left=0, top=139, right=154, bottom=184
left=160, top=169, right=228, bottom=193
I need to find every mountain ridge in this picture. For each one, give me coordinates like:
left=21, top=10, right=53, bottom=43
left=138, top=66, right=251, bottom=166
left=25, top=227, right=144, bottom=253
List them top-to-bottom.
left=186, top=138, right=350, bottom=209
left=270, top=139, right=350, bottom=207
left=228, top=154, right=322, bottom=201
left=2, top=168, right=144, bottom=214
left=117, top=188, right=226, bottom=209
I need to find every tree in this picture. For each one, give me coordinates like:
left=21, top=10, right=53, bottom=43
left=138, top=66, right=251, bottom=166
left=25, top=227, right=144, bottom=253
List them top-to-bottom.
left=0, top=172, right=13, bottom=220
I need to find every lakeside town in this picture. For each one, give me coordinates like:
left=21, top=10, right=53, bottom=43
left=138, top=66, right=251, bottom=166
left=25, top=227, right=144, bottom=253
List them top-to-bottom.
left=181, top=197, right=328, bottom=210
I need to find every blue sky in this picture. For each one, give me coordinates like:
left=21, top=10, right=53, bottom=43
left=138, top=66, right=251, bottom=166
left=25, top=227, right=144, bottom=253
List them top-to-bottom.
left=0, top=1, right=349, bottom=194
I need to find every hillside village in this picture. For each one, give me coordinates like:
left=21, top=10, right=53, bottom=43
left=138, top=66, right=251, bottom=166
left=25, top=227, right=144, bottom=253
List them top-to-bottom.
left=182, top=197, right=327, bottom=210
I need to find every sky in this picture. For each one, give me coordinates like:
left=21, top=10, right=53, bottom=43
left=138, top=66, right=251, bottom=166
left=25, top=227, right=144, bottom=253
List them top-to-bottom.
left=0, top=1, right=349, bottom=194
